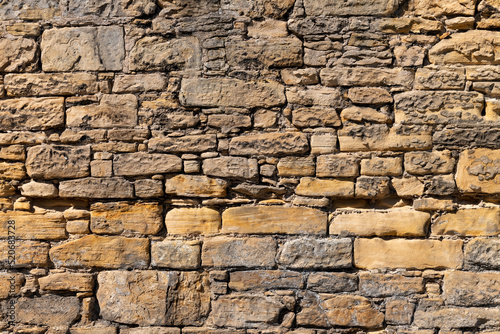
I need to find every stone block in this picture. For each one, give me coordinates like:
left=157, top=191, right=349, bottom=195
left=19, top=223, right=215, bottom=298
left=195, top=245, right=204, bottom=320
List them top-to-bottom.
left=304, top=0, right=400, bottom=16
left=0, top=37, right=37, bottom=72
left=321, top=67, right=413, bottom=87
left=4, top=73, right=98, bottom=96
left=0, top=97, right=64, bottom=131
left=229, top=132, right=309, bottom=156
left=149, top=135, right=217, bottom=153
left=26, top=145, right=91, bottom=179
left=404, top=151, right=455, bottom=175
left=113, top=152, right=182, bottom=176
left=202, top=156, right=258, bottom=179
left=361, top=157, right=402, bottom=176
left=164, top=175, right=227, bottom=198
left=59, top=177, right=134, bottom=199
left=295, top=177, right=355, bottom=198
left=166, top=207, right=221, bottom=234
left=433, top=207, right=500, bottom=236
left=0, top=211, right=66, bottom=240
left=278, top=238, right=352, bottom=269
left=465, top=238, right=500, bottom=270
left=151, top=239, right=200, bottom=269
left=229, top=270, right=304, bottom=291
left=306, top=272, right=358, bottom=293
left=359, top=272, right=424, bottom=297
left=39, top=273, right=94, bottom=292
left=17, top=295, right=80, bottom=326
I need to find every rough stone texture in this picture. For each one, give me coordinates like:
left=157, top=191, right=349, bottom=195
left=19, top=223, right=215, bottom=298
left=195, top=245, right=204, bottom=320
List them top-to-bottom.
left=304, top=0, right=400, bottom=16
left=41, top=27, right=124, bottom=71
left=0, top=37, right=37, bottom=72
left=321, top=67, right=413, bottom=87
left=5, top=73, right=99, bottom=96
left=180, top=78, right=285, bottom=108
left=0, top=97, right=64, bottom=131
left=229, top=132, right=309, bottom=156
left=149, top=135, right=217, bottom=153
left=26, top=145, right=91, bottom=179
left=456, top=148, right=500, bottom=194
left=113, top=153, right=182, bottom=176
left=202, top=156, right=258, bottom=179
left=164, top=175, right=227, bottom=198
left=59, top=177, right=134, bottom=199
left=295, top=177, right=355, bottom=197
left=90, top=202, right=163, bottom=235
left=221, top=206, right=327, bottom=235
left=166, top=207, right=221, bottom=234
left=433, top=207, right=500, bottom=236
left=331, top=209, right=430, bottom=237
left=0, top=211, right=65, bottom=240
left=50, top=235, right=149, bottom=269
left=278, top=238, right=352, bottom=269
left=354, top=238, right=463, bottom=269
left=465, top=238, right=500, bottom=270
left=0, top=240, right=49, bottom=268
left=151, top=240, right=201, bottom=269
left=229, top=270, right=304, bottom=291
left=444, top=271, right=500, bottom=306
left=307, top=272, right=358, bottom=293
left=359, top=272, right=424, bottom=297
left=39, top=273, right=94, bottom=292
left=17, top=295, right=80, bottom=326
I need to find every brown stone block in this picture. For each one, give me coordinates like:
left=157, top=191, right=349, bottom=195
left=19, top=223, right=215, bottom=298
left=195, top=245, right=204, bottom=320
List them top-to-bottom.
left=164, top=175, right=227, bottom=198
left=166, top=207, right=220, bottom=234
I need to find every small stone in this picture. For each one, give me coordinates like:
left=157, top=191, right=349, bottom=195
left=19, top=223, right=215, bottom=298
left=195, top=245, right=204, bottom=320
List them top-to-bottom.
left=304, top=0, right=400, bottom=16
left=410, top=0, right=475, bottom=16
left=321, top=67, right=413, bottom=87
left=281, top=68, right=319, bottom=85
left=4, top=73, right=99, bottom=96
left=112, top=74, right=167, bottom=93
left=286, top=86, right=342, bottom=107
left=348, top=87, right=393, bottom=105
left=341, top=106, right=392, bottom=123
left=292, top=107, right=341, bottom=128
left=311, top=133, right=337, bottom=155
left=316, top=154, right=359, bottom=177
left=202, top=156, right=258, bottom=179
left=277, top=157, right=315, bottom=177
left=361, top=157, right=402, bottom=176
left=91, top=160, right=113, bottom=178
left=355, top=176, right=390, bottom=199
left=392, top=176, right=425, bottom=197
left=135, top=179, right=164, bottom=198
left=20, top=180, right=58, bottom=197
left=0, top=211, right=65, bottom=240
left=465, top=238, right=500, bottom=270
left=0, top=240, right=49, bottom=268
left=229, top=270, right=304, bottom=291
left=39, top=273, right=94, bottom=292
left=386, top=300, right=415, bottom=325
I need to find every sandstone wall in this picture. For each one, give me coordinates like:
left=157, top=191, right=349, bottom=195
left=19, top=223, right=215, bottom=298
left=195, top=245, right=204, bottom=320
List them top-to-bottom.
left=1, top=0, right=500, bottom=332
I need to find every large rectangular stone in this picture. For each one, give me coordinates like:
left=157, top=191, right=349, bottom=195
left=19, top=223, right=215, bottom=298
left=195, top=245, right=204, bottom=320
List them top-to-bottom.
left=304, top=0, right=400, bottom=16
left=410, top=0, right=475, bottom=17
left=41, top=26, right=124, bottom=71
left=226, top=36, right=302, bottom=68
left=0, top=37, right=37, bottom=72
left=321, top=67, right=413, bottom=87
left=414, top=67, right=465, bottom=90
left=4, top=73, right=99, bottom=96
left=180, top=78, right=285, bottom=108
left=286, top=86, right=342, bottom=107
left=394, top=91, right=484, bottom=124
left=67, top=94, right=137, bottom=128
left=0, top=97, right=64, bottom=131
left=338, top=125, right=432, bottom=151
left=433, top=127, right=500, bottom=148
left=229, top=132, right=309, bottom=156
left=149, top=135, right=217, bottom=153
left=26, top=145, right=91, bottom=179
left=456, top=148, right=500, bottom=194
left=404, top=150, right=455, bottom=175
left=113, top=153, right=182, bottom=176
left=316, top=154, right=359, bottom=177
left=202, top=156, right=258, bottom=179
left=0, top=162, right=26, bottom=180
left=164, top=175, right=227, bottom=198
left=59, top=177, right=134, bottom=199
left=295, top=177, right=355, bottom=198
left=91, top=202, right=163, bottom=236
left=221, top=206, right=327, bottom=235
left=433, top=207, right=500, bottom=236
left=166, top=208, right=221, bottom=234
left=331, top=209, right=430, bottom=237
left=0, top=211, right=66, bottom=240
left=50, top=235, right=149, bottom=269
left=202, top=236, right=277, bottom=268
left=278, top=238, right=352, bottom=269
left=354, top=238, right=463, bottom=269
left=465, top=238, right=500, bottom=270
left=151, top=239, right=200, bottom=269
left=0, top=241, right=49, bottom=268
left=229, top=270, right=304, bottom=291
left=444, top=271, right=500, bottom=306
left=307, top=272, right=358, bottom=293
left=359, top=272, right=424, bottom=297
left=39, top=273, right=94, bottom=292
left=414, top=307, right=500, bottom=328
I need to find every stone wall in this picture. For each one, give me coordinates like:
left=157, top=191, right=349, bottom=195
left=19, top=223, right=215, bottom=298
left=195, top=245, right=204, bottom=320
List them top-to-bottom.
left=1, top=0, right=500, bottom=332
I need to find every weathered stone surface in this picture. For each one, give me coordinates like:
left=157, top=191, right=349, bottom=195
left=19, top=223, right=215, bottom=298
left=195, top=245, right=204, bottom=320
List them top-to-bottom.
left=0, top=0, right=59, bottom=20
left=66, top=0, right=156, bottom=17
left=221, top=0, right=295, bottom=18
left=304, top=0, right=400, bottom=16
left=410, top=0, right=475, bottom=16
left=288, top=17, right=346, bottom=36
left=41, top=26, right=124, bottom=71
left=429, top=30, right=500, bottom=65
left=0, top=37, right=37, bottom=72
left=130, top=37, right=201, bottom=71
left=226, top=37, right=302, bottom=68
left=466, top=65, right=500, bottom=81
left=321, top=67, right=413, bottom=87
left=414, top=67, right=465, bottom=90
left=281, top=68, right=319, bottom=85
left=4, top=73, right=98, bottom=96
left=113, top=74, right=167, bottom=93
left=180, top=78, right=285, bottom=108
left=286, top=86, right=342, bottom=107
left=348, top=87, right=393, bottom=105
left=394, top=91, right=484, bottom=124
left=67, top=94, right=138, bottom=128
left=0, top=97, right=64, bottom=131
left=292, top=107, right=341, bottom=128
left=207, top=114, right=252, bottom=132
left=339, top=125, right=432, bottom=151
left=433, top=127, right=500, bottom=148
left=229, top=132, right=309, bottom=156
left=311, top=133, right=338, bottom=155
left=149, top=135, right=217, bottom=153
left=0, top=145, right=25, bottom=161
left=26, top=145, right=91, bottom=179
left=456, top=148, right=500, bottom=194
left=405, top=150, right=455, bottom=175
left=113, top=153, right=182, bottom=176
left=316, top=154, right=359, bottom=177
left=202, top=156, right=258, bottom=179
left=277, top=157, right=315, bottom=176
left=361, top=157, right=402, bottom=176
left=0, top=162, right=26, bottom=180
left=165, top=175, right=227, bottom=198
left=355, top=175, right=390, bottom=198
left=59, top=177, right=134, bottom=199
left=295, top=177, right=355, bottom=198
left=20, top=180, right=58, bottom=197
left=231, top=183, right=286, bottom=198
left=413, top=197, right=455, bottom=211
left=91, top=202, right=163, bottom=235
left=222, top=206, right=327, bottom=235
left=166, top=207, right=221, bottom=234
left=433, top=207, right=500, bottom=236
left=331, top=209, right=430, bottom=237
left=0, top=211, right=66, bottom=240
left=50, top=235, right=149, bottom=269
left=202, top=236, right=277, bottom=268
left=279, top=238, right=352, bottom=269
left=354, top=238, right=463, bottom=269
left=465, top=238, right=500, bottom=270
left=0, top=240, right=49, bottom=268
left=151, top=240, right=200, bottom=269
left=97, top=270, right=169, bottom=326
left=229, top=270, right=304, bottom=291
left=444, top=271, right=500, bottom=306
left=0, top=272, right=23, bottom=298
left=359, top=272, right=424, bottom=297
left=39, top=273, right=94, bottom=292
left=307, top=273, right=358, bottom=293
left=297, top=293, right=384, bottom=328
left=209, top=294, right=285, bottom=328
left=17, top=295, right=80, bottom=326
left=386, top=300, right=415, bottom=325
left=413, top=307, right=500, bottom=328
left=121, top=328, right=179, bottom=334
